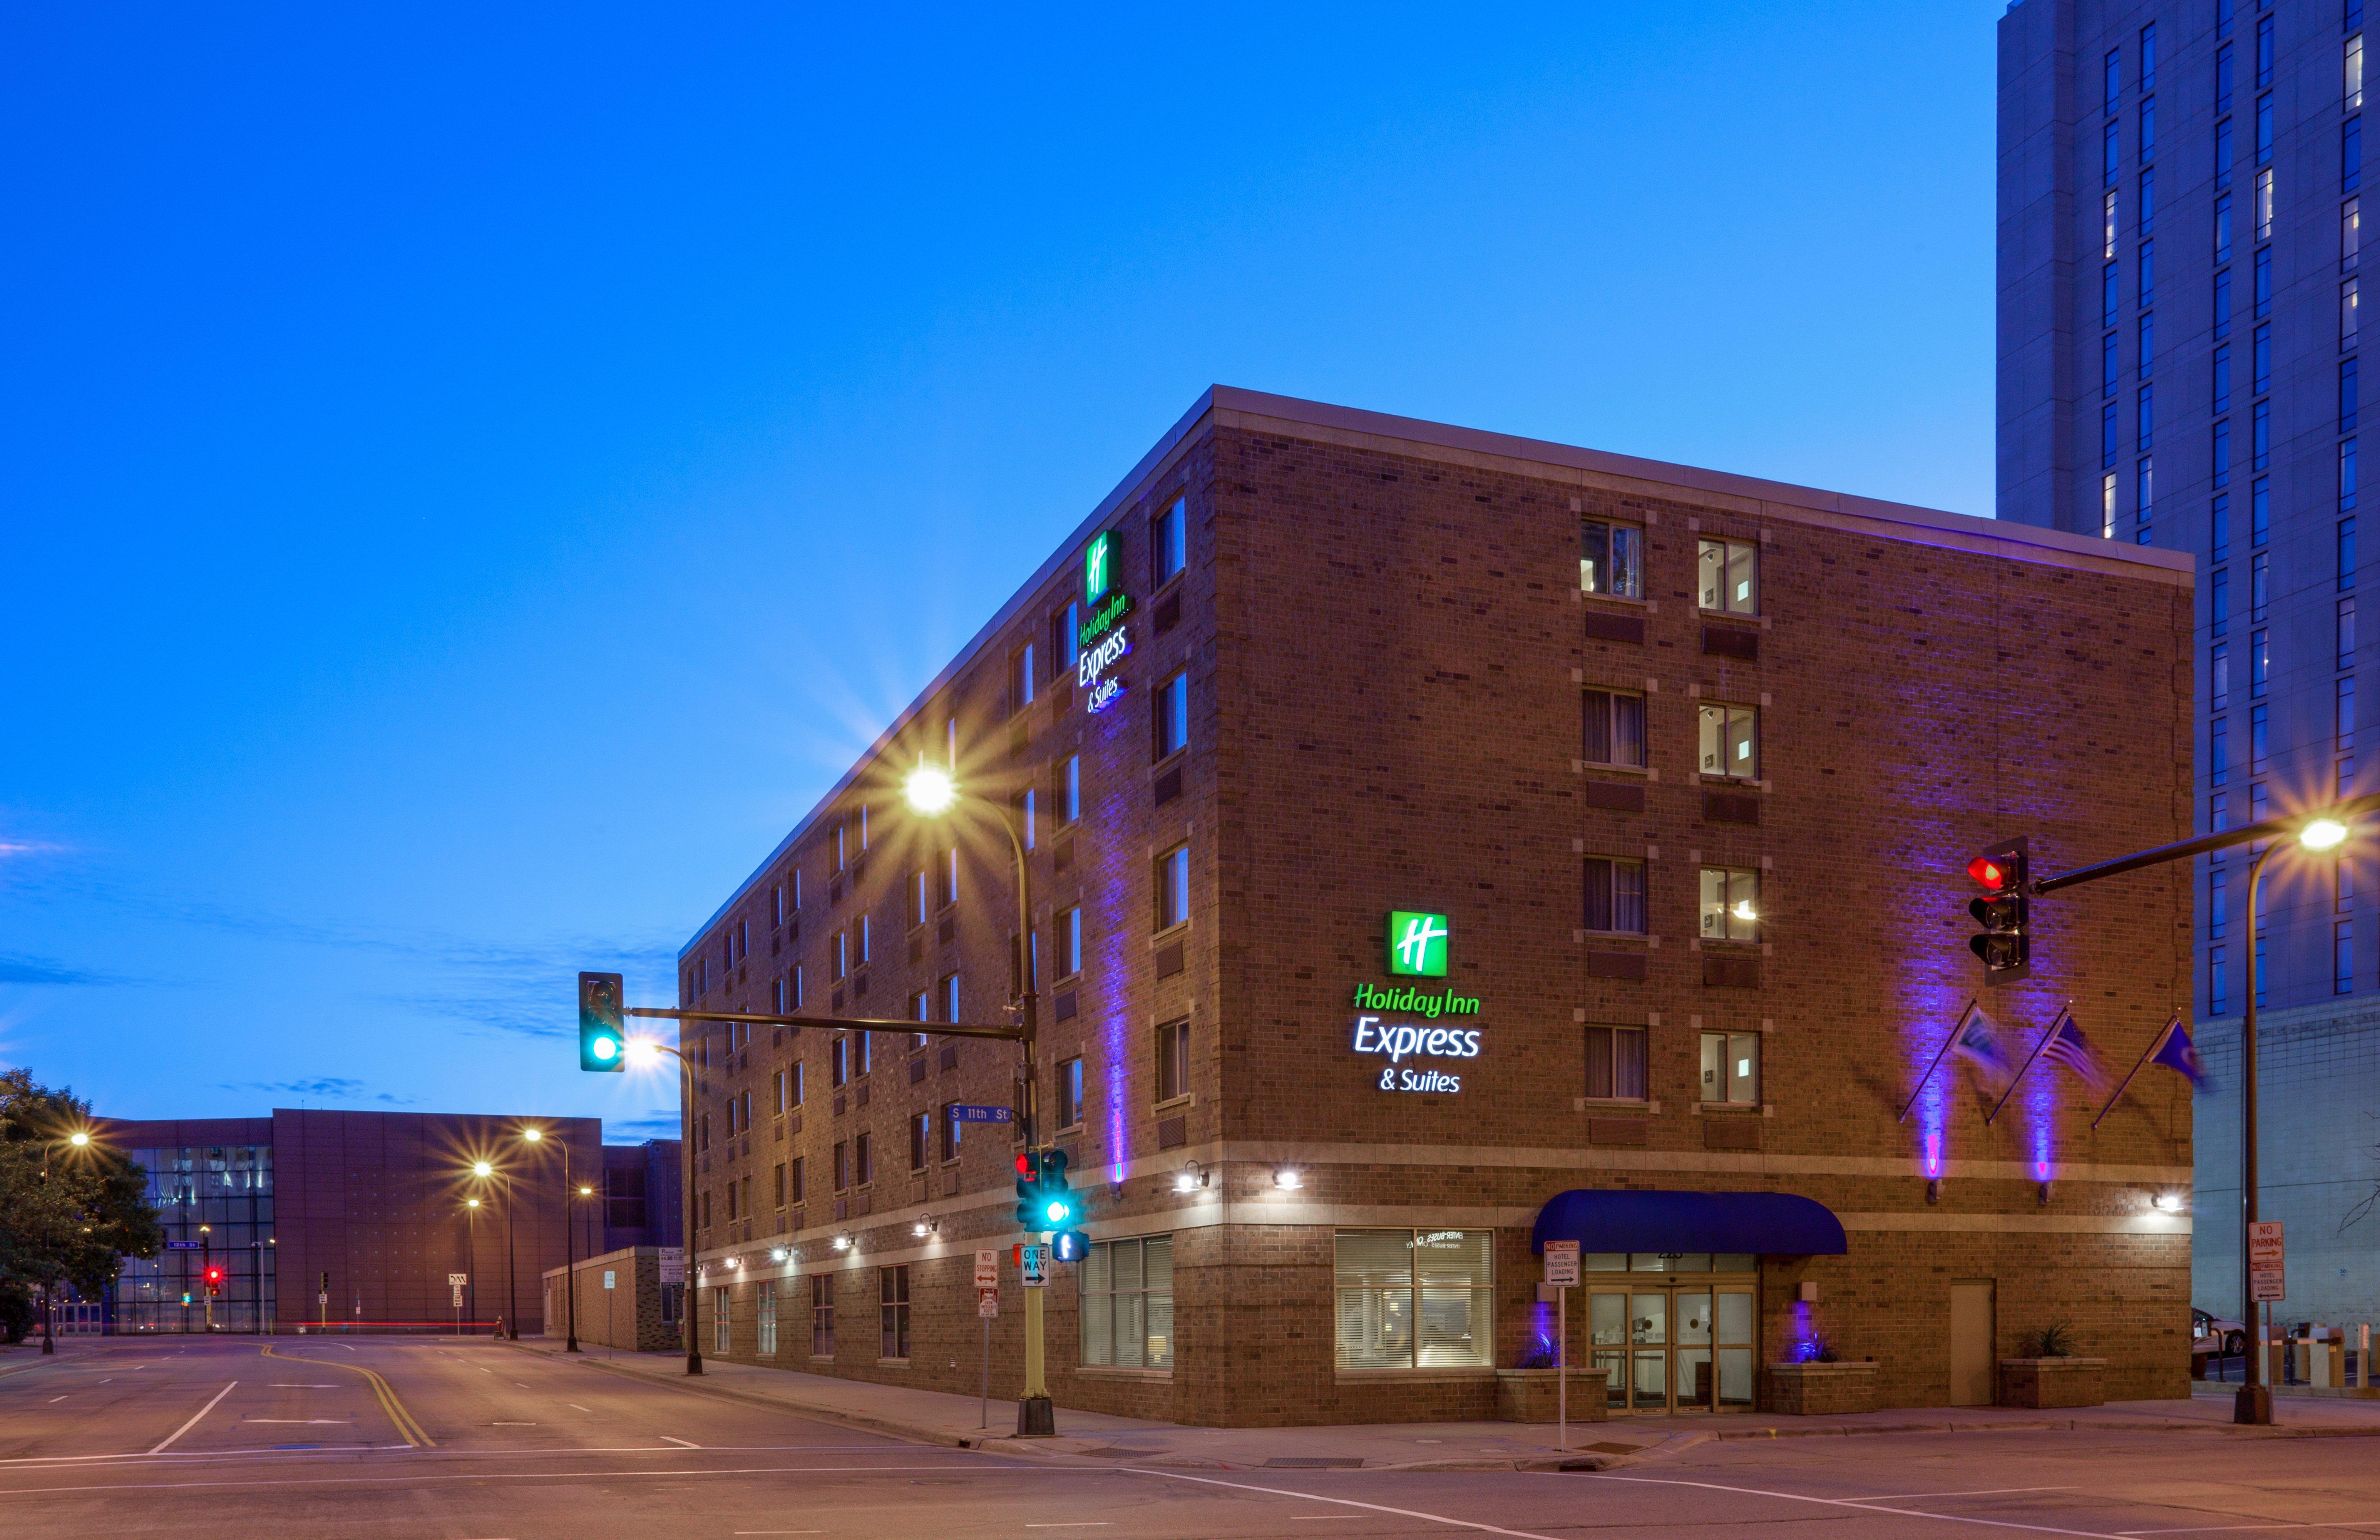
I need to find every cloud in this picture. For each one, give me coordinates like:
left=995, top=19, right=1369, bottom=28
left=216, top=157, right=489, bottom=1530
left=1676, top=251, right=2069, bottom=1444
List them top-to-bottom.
left=0, top=954, right=120, bottom=986
left=222, top=1077, right=364, bottom=1097
left=603, top=1111, right=684, bottom=1142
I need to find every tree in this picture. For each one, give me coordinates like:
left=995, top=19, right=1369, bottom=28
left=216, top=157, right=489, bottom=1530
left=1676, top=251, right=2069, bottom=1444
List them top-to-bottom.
left=0, top=1069, right=163, bottom=1344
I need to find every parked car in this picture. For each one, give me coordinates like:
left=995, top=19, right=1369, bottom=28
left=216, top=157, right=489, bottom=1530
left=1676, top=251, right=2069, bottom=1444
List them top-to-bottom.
left=2193, top=1307, right=2246, bottom=1358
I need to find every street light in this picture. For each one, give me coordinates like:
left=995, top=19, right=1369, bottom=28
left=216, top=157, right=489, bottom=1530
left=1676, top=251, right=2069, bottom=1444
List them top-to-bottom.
left=901, top=760, right=1051, bottom=1436
left=2235, top=808, right=2362, bottom=1425
left=623, top=1035, right=705, bottom=1376
left=519, top=1126, right=586, bottom=1353
left=465, top=1158, right=518, bottom=1340
left=464, top=1197, right=482, bottom=1334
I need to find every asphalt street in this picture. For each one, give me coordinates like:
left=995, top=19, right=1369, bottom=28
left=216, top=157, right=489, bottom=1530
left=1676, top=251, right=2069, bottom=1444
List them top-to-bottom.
left=4, top=1337, right=2379, bottom=1539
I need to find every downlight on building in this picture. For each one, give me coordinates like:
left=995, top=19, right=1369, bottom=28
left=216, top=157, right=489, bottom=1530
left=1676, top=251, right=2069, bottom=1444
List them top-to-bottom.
left=672, top=387, right=2195, bottom=1424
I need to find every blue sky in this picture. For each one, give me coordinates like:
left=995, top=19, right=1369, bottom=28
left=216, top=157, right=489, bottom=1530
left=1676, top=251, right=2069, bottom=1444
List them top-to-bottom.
left=2, top=2, right=2005, bottom=1137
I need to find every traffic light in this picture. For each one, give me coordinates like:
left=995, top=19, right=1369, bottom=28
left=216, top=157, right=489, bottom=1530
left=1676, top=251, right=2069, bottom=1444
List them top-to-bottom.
left=1966, top=836, right=2031, bottom=986
left=578, top=971, right=626, bottom=1073
left=1036, top=1147, right=1078, bottom=1231
left=1012, top=1148, right=1084, bottom=1242
left=1014, top=1151, right=1042, bottom=1229
left=1051, top=1229, right=1089, bottom=1262
left=203, top=1265, right=226, bottom=1297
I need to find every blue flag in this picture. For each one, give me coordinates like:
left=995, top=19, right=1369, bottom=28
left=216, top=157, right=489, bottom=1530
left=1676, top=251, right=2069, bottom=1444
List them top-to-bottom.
left=1950, top=1003, right=2016, bottom=1094
left=2149, top=1019, right=2212, bottom=1091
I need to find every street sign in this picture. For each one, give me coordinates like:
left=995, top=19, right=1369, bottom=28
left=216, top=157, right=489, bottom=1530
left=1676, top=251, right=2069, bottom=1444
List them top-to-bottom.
left=952, top=1105, right=1014, bottom=1123
left=2249, top=1220, right=2286, bottom=1302
left=1543, top=1239, right=1580, bottom=1288
left=166, top=1240, right=202, bottom=1251
left=1019, top=1244, right=1048, bottom=1287
left=658, top=1245, right=686, bottom=1285
left=974, top=1249, right=999, bottom=1289
left=603, top=1270, right=616, bottom=1290
left=448, top=1273, right=467, bottom=1286
left=450, top=1286, right=463, bottom=1307
left=977, top=1287, right=999, bottom=1319
left=318, top=1293, right=329, bottom=1305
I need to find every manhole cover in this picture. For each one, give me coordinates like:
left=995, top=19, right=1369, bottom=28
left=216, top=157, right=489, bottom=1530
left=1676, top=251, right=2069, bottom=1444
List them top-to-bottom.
left=1265, top=1457, right=1363, bottom=1468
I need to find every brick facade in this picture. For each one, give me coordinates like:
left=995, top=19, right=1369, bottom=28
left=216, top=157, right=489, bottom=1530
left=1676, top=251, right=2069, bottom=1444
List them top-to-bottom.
left=675, top=388, right=2197, bottom=1424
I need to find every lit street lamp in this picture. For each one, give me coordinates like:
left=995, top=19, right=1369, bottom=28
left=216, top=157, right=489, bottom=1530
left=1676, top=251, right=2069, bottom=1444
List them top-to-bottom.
left=624, top=1036, right=704, bottom=1375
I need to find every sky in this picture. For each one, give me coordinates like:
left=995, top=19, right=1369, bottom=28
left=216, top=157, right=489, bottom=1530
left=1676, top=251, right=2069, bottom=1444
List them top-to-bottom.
left=2, top=2, right=2007, bottom=1138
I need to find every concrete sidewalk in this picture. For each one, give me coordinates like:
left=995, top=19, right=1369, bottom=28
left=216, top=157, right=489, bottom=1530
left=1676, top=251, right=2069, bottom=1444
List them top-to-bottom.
left=492, top=1336, right=2380, bottom=1470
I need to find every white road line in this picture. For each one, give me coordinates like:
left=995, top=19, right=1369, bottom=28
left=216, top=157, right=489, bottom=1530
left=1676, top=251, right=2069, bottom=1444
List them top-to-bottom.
left=148, top=1381, right=239, bottom=1455
left=515, top=1383, right=533, bottom=1389
left=270, top=1384, right=340, bottom=1388
left=46, top=1397, right=66, bottom=1404
left=566, top=1404, right=594, bottom=1413
left=243, top=1420, right=349, bottom=1425
left=659, top=1435, right=700, bottom=1448
left=0, top=1461, right=1046, bottom=1496
left=1121, top=1469, right=1568, bottom=1540
left=1583, top=1474, right=2121, bottom=1539
left=1849, top=1490, right=2084, bottom=1503
left=1025, top=1527, right=1111, bottom=1530
left=2118, top=1527, right=2380, bottom=1535
left=733, top=1533, right=823, bottom=1536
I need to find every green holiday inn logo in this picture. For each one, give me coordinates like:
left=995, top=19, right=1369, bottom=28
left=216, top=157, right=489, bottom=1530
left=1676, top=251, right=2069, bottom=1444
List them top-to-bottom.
left=1084, top=529, right=1117, bottom=605
left=1386, top=910, right=1450, bottom=977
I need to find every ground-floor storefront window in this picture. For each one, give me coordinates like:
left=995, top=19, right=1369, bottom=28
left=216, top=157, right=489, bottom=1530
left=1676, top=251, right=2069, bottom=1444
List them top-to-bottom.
left=1333, top=1229, right=1493, bottom=1369
left=1081, top=1235, right=1172, bottom=1367
left=758, top=1281, right=777, bottom=1355
left=713, top=1286, right=730, bottom=1353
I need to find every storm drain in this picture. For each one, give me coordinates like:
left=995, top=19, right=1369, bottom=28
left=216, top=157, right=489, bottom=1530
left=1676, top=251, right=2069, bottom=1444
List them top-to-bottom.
left=1264, top=1457, right=1364, bottom=1468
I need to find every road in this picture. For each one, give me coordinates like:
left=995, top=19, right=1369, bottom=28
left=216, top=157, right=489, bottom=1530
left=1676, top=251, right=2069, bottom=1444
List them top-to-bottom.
left=5, top=1337, right=2380, bottom=1538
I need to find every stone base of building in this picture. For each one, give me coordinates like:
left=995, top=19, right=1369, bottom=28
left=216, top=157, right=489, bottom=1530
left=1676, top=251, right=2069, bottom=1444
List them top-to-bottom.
left=1997, top=1358, right=2106, bottom=1408
left=1762, top=1361, right=1880, bottom=1415
left=1494, top=1369, right=1611, bottom=1423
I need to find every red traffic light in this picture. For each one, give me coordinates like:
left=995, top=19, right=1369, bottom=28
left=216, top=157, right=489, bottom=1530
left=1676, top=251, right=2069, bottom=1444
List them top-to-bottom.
left=1967, top=855, right=2009, bottom=890
left=1015, top=1152, right=1036, bottom=1177
left=203, top=1266, right=225, bottom=1285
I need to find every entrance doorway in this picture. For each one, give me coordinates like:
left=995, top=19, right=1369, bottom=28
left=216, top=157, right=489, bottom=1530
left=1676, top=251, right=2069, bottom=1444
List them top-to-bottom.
left=1948, top=1279, right=1995, bottom=1406
left=1584, top=1280, right=1757, bottom=1411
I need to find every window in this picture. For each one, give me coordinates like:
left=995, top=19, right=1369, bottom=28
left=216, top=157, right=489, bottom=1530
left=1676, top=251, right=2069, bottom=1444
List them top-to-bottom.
left=2257, top=12, right=2274, bottom=88
left=2140, top=20, right=2156, bottom=89
left=2358, top=33, right=2371, bottom=111
left=2219, top=38, right=2237, bottom=112
left=2104, top=46, right=2121, bottom=113
left=2257, top=93, right=2274, bottom=164
left=2141, top=96, right=2156, bottom=163
left=2218, top=117, right=2234, bottom=192
left=2355, top=118, right=2368, bottom=195
left=2104, top=119, right=2121, bottom=188
left=2257, top=167, right=2274, bottom=241
left=2106, top=189, right=2120, bottom=257
left=2217, top=192, right=2234, bottom=261
left=2353, top=198, right=2365, bottom=272
left=2257, top=246, right=2272, bottom=319
left=2216, top=266, right=2233, bottom=338
left=2349, top=277, right=2363, bottom=348
left=2139, top=310, right=2154, bottom=374
left=2255, top=321, right=2273, bottom=396
left=2104, top=329, right=2121, bottom=396
left=2350, top=358, right=2364, bottom=431
left=2139, top=384, right=2155, bottom=450
left=2254, top=400, right=2270, bottom=470
left=2215, top=418, right=2233, bottom=487
left=2348, top=439, right=2363, bottom=512
left=2103, top=471, right=2118, bottom=537
left=2255, top=476, right=2271, bottom=544
left=2216, top=491, right=2233, bottom=561
left=1152, top=495, right=1188, bottom=585
left=2345, top=516, right=2362, bottom=590
left=1580, top=519, right=1645, bottom=598
left=1696, top=539, right=1757, bottom=614
left=2253, top=549, right=2270, bottom=620
left=2344, top=596, right=2360, bottom=668
left=1051, top=600, right=1081, bottom=673
left=2251, top=629, right=2270, bottom=697
left=2214, top=641, right=2231, bottom=709
left=1011, top=644, right=1036, bottom=711
left=1156, top=671, right=1189, bottom=758
left=2343, top=676, right=2360, bottom=752
left=1581, top=689, right=1647, bottom=766
left=1698, top=702, right=1758, bottom=779
left=2252, top=702, right=2271, bottom=770
left=2213, top=716, right=2231, bottom=786
left=1058, top=755, right=1081, bottom=824
left=1018, top=788, right=1037, bottom=852
left=833, top=824, right=847, bottom=874
left=1156, top=844, right=1190, bottom=930
left=939, top=846, right=958, bottom=909
left=1583, top=857, right=1647, bottom=934
left=2342, top=859, right=2358, bottom=917
left=1699, top=867, right=1759, bottom=943
left=2212, top=867, right=2231, bottom=941
left=909, top=869, right=929, bottom=928
left=773, top=882, right=786, bottom=928
left=1059, top=906, right=1083, bottom=978
left=857, top=914, right=871, bottom=967
left=2341, top=920, right=2358, bottom=994
left=832, top=929, right=847, bottom=981
left=2211, top=943, right=2231, bottom=1014
left=790, top=964, right=804, bottom=1010
left=941, top=971, right=960, bottom=1023
left=1155, top=1018, right=1191, bottom=1103
left=1584, top=1024, right=1648, bottom=1101
left=1700, top=1031, right=1761, bottom=1105
left=1058, top=1056, right=1084, bottom=1129
left=773, top=1069, right=788, bottom=1117
left=939, top=1101, right=960, bottom=1162
left=909, top=1111, right=929, bottom=1172
left=855, top=1131, right=872, bottom=1185
left=833, top=1139, right=849, bottom=1190
left=790, top=1154, right=805, bottom=1202
left=1333, top=1229, right=1493, bottom=1370
left=1081, top=1235, right=1176, bottom=1368
left=875, top=1265, right=910, bottom=1359
left=811, top=1274, right=834, bottom=1357
left=758, top=1281, right=778, bottom=1356
left=713, top=1287, right=730, bottom=1354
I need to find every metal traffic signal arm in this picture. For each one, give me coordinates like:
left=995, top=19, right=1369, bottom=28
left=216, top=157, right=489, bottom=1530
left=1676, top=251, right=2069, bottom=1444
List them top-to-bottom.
left=2027, top=790, right=2380, bottom=896
left=623, top=1006, right=1027, bottom=1044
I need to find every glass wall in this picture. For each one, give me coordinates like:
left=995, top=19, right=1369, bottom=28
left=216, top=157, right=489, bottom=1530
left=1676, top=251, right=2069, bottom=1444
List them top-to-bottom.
left=109, top=1145, right=275, bottom=1333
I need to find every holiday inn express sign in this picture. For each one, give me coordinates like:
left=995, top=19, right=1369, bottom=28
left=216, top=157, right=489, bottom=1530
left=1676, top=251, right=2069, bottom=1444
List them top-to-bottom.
left=1078, top=528, right=1131, bottom=713
left=1354, top=911, right=1481, bottom=1094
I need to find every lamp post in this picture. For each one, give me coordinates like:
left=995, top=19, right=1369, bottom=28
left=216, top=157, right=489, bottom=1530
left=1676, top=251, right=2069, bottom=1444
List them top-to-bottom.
left=901, top=762, right=1051, bottom=1436
left=2234, top=812, right=2353, bottom=1426
left=625, top=1037, right=705, bottom=1375
left=523, top=1127, right=586, bottom=1353
left=38, top=1130, right=95, bottom=1356
left=470, top=1160, right=518, bottom=1340
left=465, top=1199, right=482, bottom=1334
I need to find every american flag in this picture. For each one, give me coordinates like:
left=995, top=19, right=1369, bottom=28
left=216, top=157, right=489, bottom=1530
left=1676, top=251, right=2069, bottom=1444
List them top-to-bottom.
left=2041, top=1011, right=2109, bottom=1093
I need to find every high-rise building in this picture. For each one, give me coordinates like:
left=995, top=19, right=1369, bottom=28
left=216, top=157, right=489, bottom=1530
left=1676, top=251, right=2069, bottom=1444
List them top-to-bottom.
left=1999, top=0, right=2380, bottom=1327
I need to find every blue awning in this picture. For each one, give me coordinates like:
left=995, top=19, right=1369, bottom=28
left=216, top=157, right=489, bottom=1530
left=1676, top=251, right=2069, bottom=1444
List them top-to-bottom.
left=1530, top=1190, right=1848, bottom=1256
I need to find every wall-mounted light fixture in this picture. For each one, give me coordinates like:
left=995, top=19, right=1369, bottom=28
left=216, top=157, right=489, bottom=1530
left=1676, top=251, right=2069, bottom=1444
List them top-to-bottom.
left=1175, top=1160, right=1210, bottom=1194
left=1272, top=1167, right=1301, bottom=1191
left=1925, top=1178, right=1941, bottom=1205
left=2037, top=1182, right=2052, bottom=1207
left=2152, top=1192, right=2188, bottom=1214
left=912, top=1214, right=940, bottom=1237
left=833, top=1232, right=854, bottom=1251
left=769, top=1247, right=788, bottom=1262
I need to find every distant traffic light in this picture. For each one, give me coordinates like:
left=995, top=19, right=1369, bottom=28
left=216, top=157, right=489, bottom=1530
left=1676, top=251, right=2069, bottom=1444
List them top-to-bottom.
left=1966, top=837, right=2031, bottom=986
left=578, top=972, right=626, bottom=1073
left=203, top=1265, right=226, bottom=1296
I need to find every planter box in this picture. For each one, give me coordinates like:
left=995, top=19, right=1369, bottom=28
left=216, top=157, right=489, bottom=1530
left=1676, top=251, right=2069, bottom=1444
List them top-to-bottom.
left=1998, top=1357, right=2106, bottom=1409
left=1762, top=1360, right=1880, bottom=1415
left=1495, top=1369, right=1610, bottom=1423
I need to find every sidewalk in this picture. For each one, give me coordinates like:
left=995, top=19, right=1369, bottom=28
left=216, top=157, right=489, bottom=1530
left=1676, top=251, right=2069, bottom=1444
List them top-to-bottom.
left=493, top=1337, right=2380, bottom=1470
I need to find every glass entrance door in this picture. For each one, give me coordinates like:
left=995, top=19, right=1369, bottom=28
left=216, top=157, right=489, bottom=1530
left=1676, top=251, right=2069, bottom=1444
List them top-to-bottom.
left=1586, top=1282, right=1756, bottom=1412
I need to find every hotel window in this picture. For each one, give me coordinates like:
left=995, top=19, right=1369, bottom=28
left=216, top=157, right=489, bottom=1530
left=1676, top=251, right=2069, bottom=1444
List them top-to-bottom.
left=2258, top=11, right=2274, bottom=88
left=2141, top=20, right=2156, bottom=89
left=2355, top=33, right=2368, bottom=110
left=2219, top=38, right=2236, bottom=111
left=2104, top=46, right=2121, bottom=113
left=2257, top=93, right=2273, bottom=164
left=2141, top=95, right=2156, bottom=163
left=2218, top=118, right=2234, bottom=192
left=2356, top=118, right=2368, bottom=197
left=2104, top=119, right=2121, bottom=188
left=2141, top=167, right=2157, bottom=234
left=2257, top=168, right=2274, bottom=240
left=2106, top=189, right=2120, bottom=257
left=2217, top=192, right=2234, bottom=262
left=2350, top=197, right=2363, bottom=270
left=2257, top=247, right=2272, bottom=319
left=2216, top=267, right=2233, bottom=338
left=2350, top=277, right=2364, bottom=348
left=2139, top=311, right=2154, bottom=375
left=2256, top=321, right=2273, bottom=394
left=2104, top=330, right=2121, bottom=396
left=2350, top=358, right=2364, bottom=430
left=2139, top=385, right=2155, bottom=450
left=2104, top=399, right=2119, bottom=469
left=2255, top=402, right=2270, bottom=470
left=2215, top=419, right=2233, bottom=487
left=2348, top=439, right=2363, bottom=512
left=2103, top=472, right=2118, bottom=538
left=2255, top=477, right=2271, bottom=544
left=2215, top=491, right=2233, bottom=560
left=1153, top=496, right=1188, bottom=585
left=2345, top=516, right=2361, bottom=590
left=1580, top=519, right=1645, bottom=598
left=1698, top=538, right=1758, bottom=614
left=2253, top=550, right=2270, bottom=620
left=2345, top=597, right=2361, bottom=668
left=1051, top=599, right=1081, bottom=673
left=2251, top=628, right=2270, bottom=697
left=2214, top=641, right=2231, bottom=710
left=1011, top=643, right=1035, bottom=711
left=1156, top=671, right=1189, bottom=759
left=2343, top=676, right=2360, bottom=753
left=1581, top=688, right=1647, bottom=767
left=2252, top=702, right=2271, bottom=770
left=1698, top=703, right=1758, bottom=779
left=2213, top=717, right=2231, bottom=786
left=1057, top=755, right=1081, bottom=824
left=1016, top=788, right=1037, bottom=852
left=834, top=824, right=847, bottom=874
left=1156, top=844, right=1190, bottom=931
left=938, top=846, right=959, bottom=909
left=1582, top=857, right=1647, bottom=934
left=2342, top=859, right=2358, bottom=918
left=1699, top=867, right=1760, bottom=943
left=2212, top=867, right=2231, bottom=941
left=909, top=869, right=928, bottom=928
left=773, top=882, right=786, bottom=928
left=1059, top=906, right=1083, bottom=978
left=857, top=914, right=872, bottom=967
left=2341, top=921, right=2358, bottom=995
left=831, top=929, right=847, bottom=981
left=2211, top=944, right=2231, bottom=1014
left=790, top=964, right=804, bottom=1009
left=941, top=971, right=960, bottom=1022
left=773, top=977, right=788, bottom=1016
left=912, top=987, right=930, bottom=1024
left=1155, top=1018, right=1191, bottom=1104
left=1584, top=1024, right=1648, bottom=1101
left=855, top=1031, right=873, bottom=1077
left=1700, top=1031, right=1761, bottom=1105
left=832, top=1037, right=848, bottom=1089
left=1057, top=1056, right=1084, bottom=1129
left=773, top=1069, right=788, bottom=1116
left=939, top=1102, right=961, bottom=1162
left=909, top=1111, right=929, bottom=1172
left=855, top=1131, right=872, bottom=1185
left=832, top=1139, right=849, bottom=1191
left=790, top=1153, right=805, bottom=1200
left=772, top=1161, right=786, bottom=1207
left=1333, top=1229, right=1493, bottom=1371
left=1082, top=1235, right=1174, bottom=1368
left=878, top=1265, right=910, bottom=1360
left=811, top=1274, right=834, bottom=1357
left=757, top=1281, right=777, bottom=1356
left=713, top=1287, right=730, bottom=1354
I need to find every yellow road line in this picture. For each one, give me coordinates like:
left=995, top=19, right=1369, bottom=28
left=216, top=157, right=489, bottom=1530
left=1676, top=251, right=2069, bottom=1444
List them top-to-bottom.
left=257, top=1344, right=433, bottom=1448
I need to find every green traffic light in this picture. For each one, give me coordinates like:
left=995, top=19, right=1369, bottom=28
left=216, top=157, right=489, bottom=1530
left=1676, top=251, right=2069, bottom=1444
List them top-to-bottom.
left=1045, top=1200, right=1068, bottom=1223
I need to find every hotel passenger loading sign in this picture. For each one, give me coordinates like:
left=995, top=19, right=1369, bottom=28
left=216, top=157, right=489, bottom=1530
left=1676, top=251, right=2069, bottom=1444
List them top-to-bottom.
left=2249, top=1221, right=2286, bottom=1303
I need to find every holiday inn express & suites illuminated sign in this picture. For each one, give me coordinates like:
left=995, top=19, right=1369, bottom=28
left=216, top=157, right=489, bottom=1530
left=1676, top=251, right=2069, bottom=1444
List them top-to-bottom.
left=1078, top=529, right=1131, bottom=713
left=1354, top=911, right=1480, bottom=1094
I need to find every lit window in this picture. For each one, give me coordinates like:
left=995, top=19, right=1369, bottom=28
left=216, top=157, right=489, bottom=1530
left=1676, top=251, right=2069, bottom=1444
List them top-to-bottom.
left=2352, top=33, right=2367, bottom=111
left=2105, top=189, right=2119, bottom=257
left=2348, top=197, right=2362, bottom=270
left=2349, top=276, right=2363, bottom=348
left=1153, top=495, right=1187, bottom=585
left=1580, top=519, right=1644, bottom=598
left=1697, top=539, right=1757, bottom=613
left=1011, top=643, right=1035, bottom=710
left=1156, top=671, right=1189, bottom=758
left=1697, top=702, right=1758, bottom=779
left=1156, top=845, right=1190, bottom=930
left=1699, top=867, right=1760, bottom=943
left=1059, top=906, right=1083, bottom=978
left=941, top=972, right=959, bottom=1023
left=1155, top=1018, right=1190, bottom=1103
left=1699, top=1031, right=1761, bottom=1105
left=1057, top=1056, right=1084, bottom=1129
left=1332, top=1229, right=1493, bottom=1371
left=1080, top=1235, right=1174, bottom=1369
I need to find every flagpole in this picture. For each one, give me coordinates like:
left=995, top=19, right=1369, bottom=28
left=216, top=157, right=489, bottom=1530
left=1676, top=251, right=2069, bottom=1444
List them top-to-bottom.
left=1899, top=996, right=1980, bottom=1123
left=1983, top=1004, right=2069, bottom=1126
left=2091, top=1015, right=2177, bottom=1129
